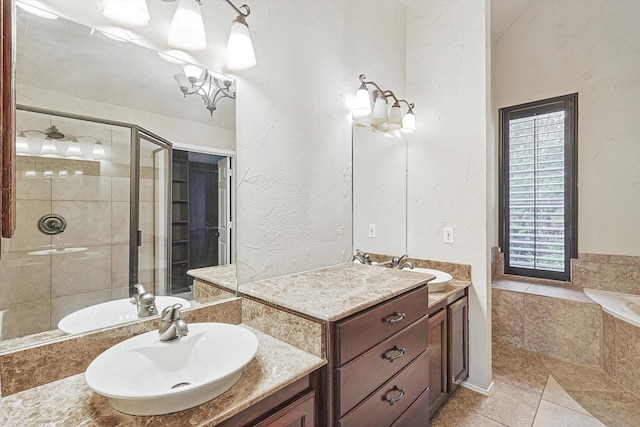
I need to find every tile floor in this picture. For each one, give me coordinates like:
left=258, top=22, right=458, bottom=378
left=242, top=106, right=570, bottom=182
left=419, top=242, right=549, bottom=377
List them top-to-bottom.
left=431, top=343, right=640, bottom=427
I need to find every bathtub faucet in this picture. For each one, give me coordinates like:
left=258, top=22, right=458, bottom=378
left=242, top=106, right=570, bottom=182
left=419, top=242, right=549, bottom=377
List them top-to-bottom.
left=130, top=284, right=158, bottom=318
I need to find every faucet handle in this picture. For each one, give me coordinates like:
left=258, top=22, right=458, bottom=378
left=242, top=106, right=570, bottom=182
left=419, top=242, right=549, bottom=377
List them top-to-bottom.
left=161, top=303, right=183, bottom=322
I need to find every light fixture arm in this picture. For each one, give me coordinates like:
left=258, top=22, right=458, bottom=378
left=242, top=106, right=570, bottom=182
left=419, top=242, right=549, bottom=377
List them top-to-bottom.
left=223, top=0, right=250, bottom=17
left=358, top=74, right=385, bottom=96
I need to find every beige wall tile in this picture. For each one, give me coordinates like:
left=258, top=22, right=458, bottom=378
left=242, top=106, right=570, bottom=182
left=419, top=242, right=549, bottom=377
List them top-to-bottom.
left=110, top=129, right=131, bottom=166
left=16, top=156, right=36, bottom=171
left=36, top=158, right=100, bottom=177
left=16, top=171, right=51, bottom=200
left=52, top=174, right=111, bottom=201
left=111, top=177, right=130, bottom=202
left=139, top=178, right=155, bottom=202
left=3, top=200, right=51, bottom=253
left=51, top=201, right=111, bottom=246
left=139, top=201, right=154, bottom=242
left=111, top=202, right=130, bottom=245
left=137, top=243, right=156, bottom=287
left=111, top=244, right=129, bottom=289
left=51, top=246, right=111, bottom=298
left=0, top=252, right=50, bottom=308
left=572, top=259, right=640, bottom=294
left=111, top=286, right=129, bottom=300
left=50, top=289, right=112, bottom=326
left=492, top=289, right=525, bottom=347
left=524, top=295, right=601, bottom=369
left=0, top=299, right=50, bottom=340
left=602, top=313, right=616, bottom=378
left=610, top=315, right=640, bottom=397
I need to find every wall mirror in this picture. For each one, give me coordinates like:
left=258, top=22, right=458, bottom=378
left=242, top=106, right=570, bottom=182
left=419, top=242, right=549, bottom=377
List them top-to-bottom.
left=0, top=2, right=237, bottom=350
left=352, top=125, right=407, bottom=261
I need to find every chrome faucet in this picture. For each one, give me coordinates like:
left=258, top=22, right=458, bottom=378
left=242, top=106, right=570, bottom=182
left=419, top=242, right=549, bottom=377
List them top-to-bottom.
left=353, top=249, right=372, bottom=265
left=391, top=255, right=414, bottom=270
left=130, top=284, right=158, bottom=318
left=159, top=303, right=189, bottom=342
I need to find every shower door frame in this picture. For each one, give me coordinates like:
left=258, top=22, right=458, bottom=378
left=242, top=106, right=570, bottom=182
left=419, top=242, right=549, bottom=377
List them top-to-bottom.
left=16, top=105, right=173, bottom=297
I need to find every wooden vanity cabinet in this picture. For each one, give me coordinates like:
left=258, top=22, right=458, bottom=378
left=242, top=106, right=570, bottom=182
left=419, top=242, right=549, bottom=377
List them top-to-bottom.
left=332, top=285, right=431, bottom=427
left=427, top=288, right=469, bottom=417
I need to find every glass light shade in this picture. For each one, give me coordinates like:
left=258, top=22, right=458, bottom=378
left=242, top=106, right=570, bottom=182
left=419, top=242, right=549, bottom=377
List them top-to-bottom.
left=101, top=0, right=150, bottom=26
left=168, top=0, right=207, bottom=51
left=16, top=1, right=58, bottom=19
left=227, top=17, right=256, bottom=70
left=182, top=64, right=202, bottom=83
left=173, top=73, right=190, bottom=92
left=352, top=85, right=372, bottom=118
left=370, top=96, right=388, bottom=128
left=387, top=103, right=403, bottom=131
left=401, top=110, right=416, bottom=134
left=16, top=133, right=30, bottom=155
left=41, top=139, right=57, bottom=155
left=66, top=140, right=82, bottom=157
left=93, top=141, right=106, bottom=159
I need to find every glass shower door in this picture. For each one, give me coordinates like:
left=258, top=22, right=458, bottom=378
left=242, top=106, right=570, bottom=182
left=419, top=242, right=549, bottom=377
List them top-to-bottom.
left=131, top=130, right=171, bottom=296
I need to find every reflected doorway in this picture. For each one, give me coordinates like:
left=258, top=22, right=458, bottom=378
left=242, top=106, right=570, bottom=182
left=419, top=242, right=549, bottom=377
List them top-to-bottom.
left=170, top=149, right=232, bottom=294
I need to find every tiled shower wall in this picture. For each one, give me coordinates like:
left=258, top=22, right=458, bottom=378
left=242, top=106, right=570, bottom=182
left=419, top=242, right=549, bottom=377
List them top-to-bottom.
left=0, top=111, right=155, bottom=340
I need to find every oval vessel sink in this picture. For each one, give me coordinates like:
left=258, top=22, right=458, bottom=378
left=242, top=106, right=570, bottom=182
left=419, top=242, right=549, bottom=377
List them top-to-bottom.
left=404, top=267, right=453, bottom=292
left=58, top=296, right=191, bottom=334
left=85, top=323, right=259, bottom=415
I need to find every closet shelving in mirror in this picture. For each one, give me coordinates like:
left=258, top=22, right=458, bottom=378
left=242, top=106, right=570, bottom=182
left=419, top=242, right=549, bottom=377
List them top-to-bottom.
left=351, top=74, right=416, bottom=137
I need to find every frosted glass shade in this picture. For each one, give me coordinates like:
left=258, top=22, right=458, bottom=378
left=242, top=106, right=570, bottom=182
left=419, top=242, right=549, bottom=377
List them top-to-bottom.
left=101, top=0, right=150, bottom=26
left=168, top=0, right=207, bottom=51
left=227, top=18, right=256, bottom=70
left=182, top=64, right=202, bottom=83
left=173, top=73, right=190, bottom=92
left=352, top=86, right=372, bottom=118
left=370, top=96, right=388, bottom=128
left=387, top=103, right=403, bottom=131
left=402, top=111, right=416, bottom=134
left=16, top=133, right=30, bottom=155
left=41, top=140, right=57, bottom=155
left=66, top=140, right=82, bottom=157
left=93, top=141, right=106, bottom=159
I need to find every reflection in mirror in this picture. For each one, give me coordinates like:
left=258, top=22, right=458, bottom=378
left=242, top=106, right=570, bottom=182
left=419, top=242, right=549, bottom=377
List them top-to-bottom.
left=0, top=7, right=236, bottom=349
left=352, top=126, right=407, bottom=259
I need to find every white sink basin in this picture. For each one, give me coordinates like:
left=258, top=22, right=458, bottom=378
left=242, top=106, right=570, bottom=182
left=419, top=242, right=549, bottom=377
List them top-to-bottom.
left=404, top=267, right=453, bottom=292
left=58, top=296, right=191, bottom=334
left=85, top=323, right=259, bottom=415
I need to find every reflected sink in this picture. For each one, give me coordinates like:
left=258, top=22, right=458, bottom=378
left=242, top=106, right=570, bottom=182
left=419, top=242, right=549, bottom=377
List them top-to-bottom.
left=403, top=267, right=453, bottom=292
left=58, top=296, right=191, bottom=334
left=85, top=323, right=259, bottom=416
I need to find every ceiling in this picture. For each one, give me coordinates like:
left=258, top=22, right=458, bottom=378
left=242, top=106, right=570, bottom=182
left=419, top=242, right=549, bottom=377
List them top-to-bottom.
left=16, top=0, right=237, bottom=130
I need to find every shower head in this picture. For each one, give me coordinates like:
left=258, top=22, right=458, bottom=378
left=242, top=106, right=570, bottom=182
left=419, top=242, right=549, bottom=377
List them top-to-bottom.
left=45, top=126, right=65, bottom=139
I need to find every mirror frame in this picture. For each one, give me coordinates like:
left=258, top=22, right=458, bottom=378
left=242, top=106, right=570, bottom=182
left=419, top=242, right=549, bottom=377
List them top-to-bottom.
left=1, top=0, right=16, bottom=242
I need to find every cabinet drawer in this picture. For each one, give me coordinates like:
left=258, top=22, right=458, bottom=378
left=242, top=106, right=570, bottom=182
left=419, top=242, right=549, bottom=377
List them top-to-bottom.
left=336, top=286, right=429, bottom=365
left=337, top=314, right=429, bottom=417
left=338, top=350, right=430, bottom=427
left=391, top=386, right=430, bottom=427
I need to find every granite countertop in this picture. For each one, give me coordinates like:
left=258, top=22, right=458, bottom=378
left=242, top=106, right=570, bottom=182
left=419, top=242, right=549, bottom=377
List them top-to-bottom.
left=239, top=263, right=433, bottom=322
left=188, top=264, right=237, bottom=292
left=428, top=280, right=472, bottom=307
left=0, top=325, right=325, bottom=427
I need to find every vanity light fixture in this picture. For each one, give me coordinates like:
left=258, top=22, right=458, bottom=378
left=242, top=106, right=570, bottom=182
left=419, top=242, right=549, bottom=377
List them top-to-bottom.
left=101, top=0, right=150, bottom=27
left=225, top=1, right=256, bottom=70
left=173, top=66, right=236, bottom=115
left=352, top=74, right=416, bottom=136
left=18, top=127, right=105, bottom=160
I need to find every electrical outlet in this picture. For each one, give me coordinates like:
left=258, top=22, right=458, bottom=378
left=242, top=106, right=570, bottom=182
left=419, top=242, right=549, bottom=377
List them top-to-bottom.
left=368, top=224, right=376, bottom=238
left=443, top=227, right=454, bottom=244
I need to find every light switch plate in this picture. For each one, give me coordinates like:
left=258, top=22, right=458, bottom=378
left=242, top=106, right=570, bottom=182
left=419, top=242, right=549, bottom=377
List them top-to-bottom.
left=443, top=227, right=454, bottom=244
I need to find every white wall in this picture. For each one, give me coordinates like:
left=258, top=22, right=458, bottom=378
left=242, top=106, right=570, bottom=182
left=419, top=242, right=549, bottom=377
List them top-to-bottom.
left=235, top=0, right=406, bottom=283
left=406, top=0, right=493, bottom=391
left=493, top=0, right=640, bottom=256
left=17, top=84, right=235, bottom=151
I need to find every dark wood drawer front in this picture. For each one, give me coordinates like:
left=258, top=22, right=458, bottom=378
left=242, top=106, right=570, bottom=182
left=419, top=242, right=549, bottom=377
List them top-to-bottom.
left=337, top=286, right=429, bottom=365
left=337, top=314, right=429, bottom=416
left=337, top=350, right=430, bottom=427
left=391, top=386, right=430, bottom=427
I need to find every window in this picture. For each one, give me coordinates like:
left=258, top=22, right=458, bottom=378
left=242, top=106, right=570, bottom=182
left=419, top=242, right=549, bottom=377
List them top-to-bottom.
left=499, top=94, right=578, bottom=281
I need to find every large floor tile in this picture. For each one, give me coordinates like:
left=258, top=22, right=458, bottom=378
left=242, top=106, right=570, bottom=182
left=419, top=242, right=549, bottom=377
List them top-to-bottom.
left=532, top=400, right=605, bottom=427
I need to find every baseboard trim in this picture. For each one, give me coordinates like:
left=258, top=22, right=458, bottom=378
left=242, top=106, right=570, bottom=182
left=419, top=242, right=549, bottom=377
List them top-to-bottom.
left=460, top=380, right=495, bottom=396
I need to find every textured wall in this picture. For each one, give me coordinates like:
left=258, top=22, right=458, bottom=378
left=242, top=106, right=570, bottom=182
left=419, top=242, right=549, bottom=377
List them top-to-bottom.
left=405, top=0, right=493, bottom=390
left=493, top=0, right=640, bottom=256
left=235, top=1, right=406, bottom=284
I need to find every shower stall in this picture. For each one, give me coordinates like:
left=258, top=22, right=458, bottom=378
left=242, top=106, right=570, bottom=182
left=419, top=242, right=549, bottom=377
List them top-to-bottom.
left=0, top=106, right=172, bottom=340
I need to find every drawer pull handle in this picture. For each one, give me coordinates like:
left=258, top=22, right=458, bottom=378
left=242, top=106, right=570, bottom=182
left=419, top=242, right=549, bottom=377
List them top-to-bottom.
left=385, top=311, right=406, bottom=325
left=383, top=346, right=406, bottom=362
left=383, top=386, right=405, bottom=406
